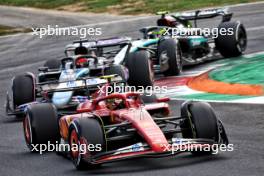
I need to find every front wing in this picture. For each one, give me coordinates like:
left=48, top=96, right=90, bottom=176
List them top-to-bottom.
left=90, top=138, right=217, bottom=164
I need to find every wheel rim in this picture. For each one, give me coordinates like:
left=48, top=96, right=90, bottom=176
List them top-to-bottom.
left=238, top=30, right=247, bottom=52
left=176, top=45, right=182, bottom=72
left=159, top=50, right=170, bottom=73
left=160, top=51, right=169, bottom=65
left=148, top=59, right=154, bottom=85
left=23, top=115, right=32, bottom=145
left=70, top=130, right=79, bottom=159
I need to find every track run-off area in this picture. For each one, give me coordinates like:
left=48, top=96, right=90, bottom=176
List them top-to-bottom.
left=156, top=52, right=264, bottom=103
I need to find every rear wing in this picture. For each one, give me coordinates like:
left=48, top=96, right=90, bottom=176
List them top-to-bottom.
left=157, top=8, right=233, bottom=28
left=172, top=8, right=232, bottom=22
left=65, top=37, right=132, bottom=57
left=38, top=74, right=123, bottom=93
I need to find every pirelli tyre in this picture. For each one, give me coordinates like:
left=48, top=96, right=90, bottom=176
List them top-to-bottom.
left=215, top=21, right=247, bottom=58
left=158, top=38, right=182, bottom=76
left=126, top=50, right=154, bottom=88
left=44, top=59, right=61, bottom=70
left=104, top=65, right=128, bottom=82
left=12, top=73, right=35, bottom=108
left=140, top=93, right=157, bottom=104
left=180, top=101, right=219, bottom=155
left=23, top=103, right=60, bottom=152
left=69, top=117, right=106, bottom=170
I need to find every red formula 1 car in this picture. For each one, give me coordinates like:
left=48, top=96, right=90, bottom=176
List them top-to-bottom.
left=23, top=92, right=228, bottom=170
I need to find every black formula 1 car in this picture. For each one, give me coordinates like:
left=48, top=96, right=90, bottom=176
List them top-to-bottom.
left=140, top=8, right=247, bottom=73
left=65, top=37, right=155, bottom=88
left=5, top=56, right=125, bottom=118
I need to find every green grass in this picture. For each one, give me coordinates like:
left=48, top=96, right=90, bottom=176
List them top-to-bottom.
left=0, top=0, right=262, bottom=14
left=0, top=0, right=76, bottom=8
left=0, top=25, right=31, bottom=36
left=210, top=54, right=264, bottom=85
left=174, top=93, right=254, bottom=101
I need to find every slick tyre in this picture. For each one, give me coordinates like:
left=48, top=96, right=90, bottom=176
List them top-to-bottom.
left=215, top=21, right=247, bottom=58
left=158, top=38, right=182, bottom=76
left=126, top=50, right=154, bottom=88
left=44, top=59, right=61, bottom=70
left=104, top=65, right=127, bottom=81
left=12, top=73, right=35, bottom=108
left=140, top=93, right=157, bottom=103
left=180, top=101, right=218, bottom=155
left=23, top=103, right=60, bottom=152
left=69, top=117, right=106, bottom=170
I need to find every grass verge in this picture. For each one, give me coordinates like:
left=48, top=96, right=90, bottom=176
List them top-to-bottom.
left=0, top=0, right=263, bottom=15
left=0, top=25, right=31, bottom=36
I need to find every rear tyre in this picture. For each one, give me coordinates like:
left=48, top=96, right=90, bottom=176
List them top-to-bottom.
left=215, top=21, right=247, bottom=58
left=158, top=38, right=182, bottom=76
left=126, top=50, right=154, bottom=88
left=39, top=59, right=61, bottom=82
left=44, top=59, right=61, bottom=70
left=104, top=65, right=127, bottom=81
left=12, top=73, right=35, bottom=108
left=140, top=93, right=157, bottom=104
left=180, top=101, right=218, bottom=155
left=23, top=103, right=60, bottom=152
left=69, top=117, right=106, bottom=170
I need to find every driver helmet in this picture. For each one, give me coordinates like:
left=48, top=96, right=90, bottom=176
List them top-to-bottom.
left=76, top=57, right=89, bottom=68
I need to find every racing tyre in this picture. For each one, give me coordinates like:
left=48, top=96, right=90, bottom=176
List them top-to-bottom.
left=215, top=21, right=247, bottom=58
left=158, top=38, right=182, bottom=76
left=126, top=50, right=154, bottom=88
left=44, top=59, right=61, bottom=69
left=104, top=65, right=127, bottom=81
left=12, top=73, right=35, bottom=108
left=140, top=93, right=157, bottom=103
left=180, top=101, right=218, bottom=154
left=23, top=103, right=60, bottom=152
left=69, top=117, right=106, bottom=170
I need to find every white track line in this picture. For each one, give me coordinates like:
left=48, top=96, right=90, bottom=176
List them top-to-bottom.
left=226, top=1, right=264, bottom=8
left=247, top=26, right=264, bottom=31
left=170, top=97, right=264, bottom=105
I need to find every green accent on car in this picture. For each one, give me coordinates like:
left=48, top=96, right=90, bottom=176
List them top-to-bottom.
left=156, top=11, right=169, bottom=15
left=151, top=28, right=167, bottom=36
left=188, top=37, right=208, bottom=47
left=131, top=38, right=159, bottom=52
left=209, top=54, right=264, bottom=85
left=174, top=93, right=254, bottom=101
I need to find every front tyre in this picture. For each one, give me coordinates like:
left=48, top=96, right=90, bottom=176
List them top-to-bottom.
left=158, top=38, right=182, bottom=76
left=126, top=50, right=154, bottom=88
left=12, top=73, right=35, bottom=108
left=180, top=101, right=219, bottom=155
left=23, top=103, right=60, bottom=152
left=69, top=117, right=106, bottom=170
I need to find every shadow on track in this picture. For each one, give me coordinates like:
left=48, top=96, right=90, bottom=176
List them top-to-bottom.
left=65, top=154, right=228, bottom=175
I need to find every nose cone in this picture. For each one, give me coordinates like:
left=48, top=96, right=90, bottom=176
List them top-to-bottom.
left=52, top=92, right=73, bottom=108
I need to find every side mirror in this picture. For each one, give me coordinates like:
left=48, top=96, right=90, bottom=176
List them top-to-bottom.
left=38, top=67, right=48, bottom=72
